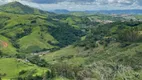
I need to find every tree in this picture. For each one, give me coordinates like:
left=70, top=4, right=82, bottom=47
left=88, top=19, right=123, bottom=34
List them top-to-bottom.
left=118, top=28, right=139, bottom=42
left=0, top=50, right=2, bottom=56
left=27, top=55, right=48, bottom=67
left=49, top=62, right=82, bottom=79
left=44, top=70, right=56, bottom=79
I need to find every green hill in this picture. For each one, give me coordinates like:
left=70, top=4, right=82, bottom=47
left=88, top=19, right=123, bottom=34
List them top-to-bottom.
left=0, top=2, right=46, bottom=14
left=0, top=2, right=86, bottom=55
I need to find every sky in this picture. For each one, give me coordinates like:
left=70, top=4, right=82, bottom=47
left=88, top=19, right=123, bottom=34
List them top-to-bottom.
left=0, top=0, right=142, bottom=11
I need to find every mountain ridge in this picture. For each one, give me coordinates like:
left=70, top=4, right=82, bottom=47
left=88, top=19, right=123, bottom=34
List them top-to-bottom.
left=0, top=1, right=47, bottom=14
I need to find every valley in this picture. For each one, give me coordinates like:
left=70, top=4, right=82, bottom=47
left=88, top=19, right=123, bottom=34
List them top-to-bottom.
left=0, top=1, right=142, bottom=80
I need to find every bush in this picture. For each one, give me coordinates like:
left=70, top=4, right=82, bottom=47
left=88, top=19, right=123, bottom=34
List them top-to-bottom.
left=118, top=28, right=140, bottom=42
left=119, top=42, right=131, bottom=48
left=0, top=50, right=2, bottom=56
left=27, top=55, right=48, bottom=67
left=49, top=63, right=83, bottom=79
left=19, top=70, right=27, bottom=75
left=45, top=70, right=56, bottom=79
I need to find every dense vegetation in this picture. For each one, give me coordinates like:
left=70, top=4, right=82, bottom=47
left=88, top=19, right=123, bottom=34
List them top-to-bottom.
left=43, top=21, right=142, bottom=80
left=75, top=21, right=142, bottom=49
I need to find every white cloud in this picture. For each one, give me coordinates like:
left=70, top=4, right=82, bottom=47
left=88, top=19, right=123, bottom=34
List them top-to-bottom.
left=0, top=0, right=142, bottom=11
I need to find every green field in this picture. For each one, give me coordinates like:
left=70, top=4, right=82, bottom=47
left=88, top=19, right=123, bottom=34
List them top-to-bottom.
left=0, top=58, right=47, bottom=79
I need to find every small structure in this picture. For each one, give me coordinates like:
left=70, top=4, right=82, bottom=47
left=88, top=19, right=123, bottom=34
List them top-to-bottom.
left=31, top=51, right=50, bottom=56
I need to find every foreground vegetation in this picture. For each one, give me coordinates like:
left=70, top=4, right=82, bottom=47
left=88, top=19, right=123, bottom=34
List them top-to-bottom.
left=42, top=21, right=142, bottom=80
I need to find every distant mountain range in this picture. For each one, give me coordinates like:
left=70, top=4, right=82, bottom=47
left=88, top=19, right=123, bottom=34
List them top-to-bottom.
left=50, top=9, right=70, bottom=14
left=52, top=9, right=142, bottom=14
left=86, top=9, right=142, bottom=14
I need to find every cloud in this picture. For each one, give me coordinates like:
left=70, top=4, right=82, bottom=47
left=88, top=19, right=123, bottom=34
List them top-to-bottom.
left=0, top=0, right=142, bottom=11
left=0, top=0, right=140, bottom=6
left=26, top=0, right=136, bottom=5
left=30, top=0, right=96, bottom=4
left=137, top=0, right=142, bottom=5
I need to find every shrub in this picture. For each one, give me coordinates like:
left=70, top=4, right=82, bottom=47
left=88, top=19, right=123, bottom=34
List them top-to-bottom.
left=118, top=28, right=140, bottom=42
left=27, top=55, right=48, bottom=67
left=49, top=63, right=83, bottom=79
left=19, top=70, right=27, bottom=75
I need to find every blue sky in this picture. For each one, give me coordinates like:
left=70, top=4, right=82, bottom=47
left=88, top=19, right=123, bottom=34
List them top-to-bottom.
left=0, top=0, right=142, bottom=11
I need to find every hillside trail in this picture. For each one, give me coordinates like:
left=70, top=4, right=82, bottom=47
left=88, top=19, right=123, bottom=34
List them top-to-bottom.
left=0, top=40, right=8, bottom=48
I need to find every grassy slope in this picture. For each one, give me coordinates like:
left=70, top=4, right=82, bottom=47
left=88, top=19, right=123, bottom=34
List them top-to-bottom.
left=0, top=2, right=45, bottom=14
left=0, top=11, right=84, bottom=54
left=0, top=12, right=59, bottom=54
left=18, top=26, right=58, bottom=53
left=0, top=35, right=17, bottom=55
left=43, top=42, right=142, bottom=65
left=43, top=45, right=90, bottom=67
left=43, top=46, right=78, bottom=61
left=0, top=58, right=47, bottom=79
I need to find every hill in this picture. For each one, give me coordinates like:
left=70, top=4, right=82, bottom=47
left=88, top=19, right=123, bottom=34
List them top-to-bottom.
left=0, top=1, right=46, bottom=14
left=0, top=2, right=87, bottom=55
left=51, top=9, right=70, bottom=14
left=52, top=9, right=142, bottom=15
